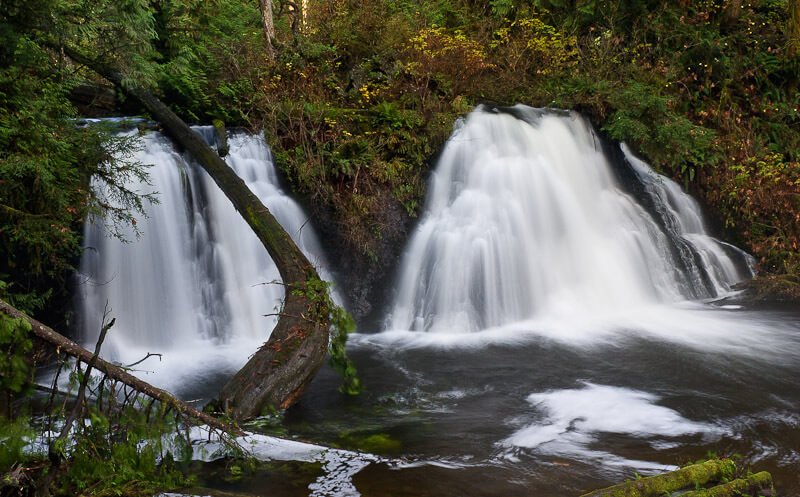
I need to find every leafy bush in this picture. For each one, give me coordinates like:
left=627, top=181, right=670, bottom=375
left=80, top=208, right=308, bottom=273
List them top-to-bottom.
left=490, top=16, right=578, bottom=76
left=0, top=17, right=155, bottom=317
left=402, top=26, right=492, bottom=100
left=713, top=152, right=800, bottom=272
left=60, top=405, right=192, bottom=497
left=0, top=417, right=32, bottom=474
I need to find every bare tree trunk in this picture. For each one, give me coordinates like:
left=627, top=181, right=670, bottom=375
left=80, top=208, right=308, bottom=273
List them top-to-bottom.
left=260, top=0, right=276, bottom=60
left=300, top=0, right=309, bottom=31
left=789, top=0, right=800, bottom=56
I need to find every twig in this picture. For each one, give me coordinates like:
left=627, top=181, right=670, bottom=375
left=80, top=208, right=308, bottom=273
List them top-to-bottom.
left=40, top=304, right=115, bottom=497
left=123, top=353, right=162, bottom=369
left=32, top=384, right=75, bottom=399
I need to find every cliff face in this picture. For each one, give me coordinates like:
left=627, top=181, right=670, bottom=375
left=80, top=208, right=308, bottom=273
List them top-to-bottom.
left=307, top=186, right=414, bottom=327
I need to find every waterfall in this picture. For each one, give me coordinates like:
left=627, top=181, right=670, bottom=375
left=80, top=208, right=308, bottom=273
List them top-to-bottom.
left=387, top=106, right=753, bottom=334
left=77, top=128, right=331, bottom=394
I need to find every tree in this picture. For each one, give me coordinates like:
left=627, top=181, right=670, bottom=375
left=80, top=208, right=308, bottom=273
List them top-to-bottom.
left=2, top=0, right=349, bottom=419
left=259, top=0, right=276, bottom=59
left=720, top=0, right=742, bottom=28
left=789, top=0, right=800, bottom=56
left=61, top=45, right=337, bottom=419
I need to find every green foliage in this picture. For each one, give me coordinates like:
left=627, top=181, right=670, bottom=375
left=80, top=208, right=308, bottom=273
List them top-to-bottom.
left=51, top=0, right=160, bottom=86
left=152, top=0, right=266, bottom=122
left=253, top=0, right=797, bottom=290
left=490, top=0, right=516, bottom=18
left=490, top=16, right=578, bottom=76
left=403, top=25, right=492, bottom=99
left=0, top=46, right=87, bottom=300
left=603, top=82, right=718, bottom=175
left=269, top=98, right=451, bottom=258
left=86, top=127, right=158, bottom=240
left=714, top=151, right=800, bottom=272
left=0, top=278, right=50, bottom=316
left=328, top=302, right=360, bottom=395
left=0, top=313, right=33, bottom=394
left=0, top=347, right=196, bottom=496
left=60, top=405, right=192, bottom=497
left=0, top=416, right=32, bottom=473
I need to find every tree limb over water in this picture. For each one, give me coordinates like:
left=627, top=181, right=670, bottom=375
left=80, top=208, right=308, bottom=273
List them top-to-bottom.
left=0, top=299, right=239, bottom=434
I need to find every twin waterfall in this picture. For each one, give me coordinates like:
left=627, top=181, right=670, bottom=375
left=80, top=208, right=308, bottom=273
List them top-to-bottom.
left=77, top=107, right=752, bottom=389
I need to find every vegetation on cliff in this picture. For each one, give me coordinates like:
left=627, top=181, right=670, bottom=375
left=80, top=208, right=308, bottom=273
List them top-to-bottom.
left=3, top=0, right=798, bottom=315
left=259, top=0, right=799, bottom=298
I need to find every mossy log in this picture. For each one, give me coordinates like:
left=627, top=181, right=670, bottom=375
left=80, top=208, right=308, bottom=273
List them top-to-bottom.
left=63, top=47, right=331, bottom=420
left=212, top=119, right=229, bottom=157
left=0, top=299, right=240, bottom=435
left=580, top=459, right=737, bottom=497
left=681, top=471, right=774, bottom=497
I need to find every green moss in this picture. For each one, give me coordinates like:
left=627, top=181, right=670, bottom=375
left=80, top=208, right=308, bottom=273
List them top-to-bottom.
left=292, top=278, right=361, bottom=395
left=340, top=432, right=402, bottom=454
left=580, top=459, right=737, bottom=497
left=681, top=471, right=774, bottom=497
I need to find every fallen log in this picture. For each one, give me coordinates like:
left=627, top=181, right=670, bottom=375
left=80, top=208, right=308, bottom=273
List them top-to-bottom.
left=62, top=46, right=332, bottom=420
left=0, top=299, right=240, bottom=435
left=580, top=459, right=737, bottom=497
left=681, top=471, right=774, bottom=497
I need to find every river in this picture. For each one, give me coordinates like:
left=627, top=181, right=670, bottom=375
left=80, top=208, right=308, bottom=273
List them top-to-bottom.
left=78, top=108, right=800, bottom=496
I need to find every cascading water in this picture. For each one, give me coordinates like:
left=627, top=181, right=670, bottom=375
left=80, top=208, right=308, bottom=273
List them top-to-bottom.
left=387, top=106, right=752, bottom=334
left=77, top=128, right=331, bottom=395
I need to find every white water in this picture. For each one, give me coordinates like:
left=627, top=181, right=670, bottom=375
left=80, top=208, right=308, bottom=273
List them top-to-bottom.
left=386, top=106, right=752, bottom=336
left=77, top=129, right=331, bottom=394
left=501, top=383, right=723, bottom=469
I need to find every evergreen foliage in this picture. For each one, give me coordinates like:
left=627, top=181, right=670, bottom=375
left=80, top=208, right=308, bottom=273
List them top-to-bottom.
left=0, top=0, right=155, bottom=318
left=0, top=313, right=32, bottom=395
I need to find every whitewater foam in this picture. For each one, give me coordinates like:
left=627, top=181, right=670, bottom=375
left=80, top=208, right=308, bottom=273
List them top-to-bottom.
left=499, top=382, right=723, bottom=470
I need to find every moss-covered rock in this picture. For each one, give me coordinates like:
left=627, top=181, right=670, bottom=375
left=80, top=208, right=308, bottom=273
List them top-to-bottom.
left=580, top=459, right=737, bottom=497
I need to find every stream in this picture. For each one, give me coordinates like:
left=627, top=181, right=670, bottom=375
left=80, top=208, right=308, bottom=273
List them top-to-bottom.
left=77, top=107, right=800, bottom=496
